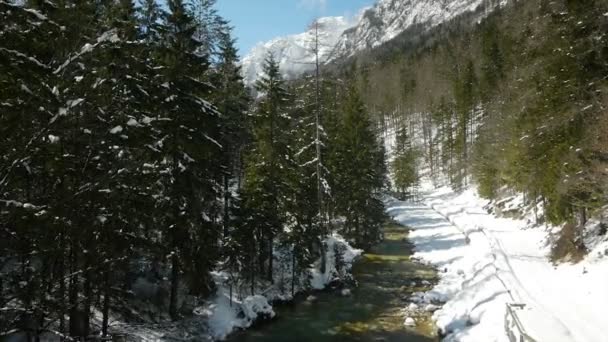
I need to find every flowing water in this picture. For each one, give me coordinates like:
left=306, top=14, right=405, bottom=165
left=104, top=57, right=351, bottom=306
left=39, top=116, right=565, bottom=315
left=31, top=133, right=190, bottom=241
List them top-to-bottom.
left=229, top=223, right=438, bottom=342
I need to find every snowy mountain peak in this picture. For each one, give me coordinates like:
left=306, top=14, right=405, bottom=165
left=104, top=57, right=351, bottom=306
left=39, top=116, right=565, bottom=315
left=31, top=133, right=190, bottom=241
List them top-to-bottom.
left=242, top=0, right=493, bottom=84
left=329, top=0, right=487, bottom=61
left=241, top=15, right=357, bottom=85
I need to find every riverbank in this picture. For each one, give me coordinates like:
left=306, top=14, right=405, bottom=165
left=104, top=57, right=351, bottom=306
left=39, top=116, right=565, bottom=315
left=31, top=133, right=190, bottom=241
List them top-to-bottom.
left=387, top=183, right=608, bottom=342
left=227, top=222, right=439, bottom=342
left=206, top=234, right=362, bottom=340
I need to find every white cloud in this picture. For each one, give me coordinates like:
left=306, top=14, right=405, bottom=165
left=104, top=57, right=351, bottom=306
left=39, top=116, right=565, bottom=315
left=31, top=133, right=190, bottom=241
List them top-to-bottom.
left=298, top=0, right=327, bottom=12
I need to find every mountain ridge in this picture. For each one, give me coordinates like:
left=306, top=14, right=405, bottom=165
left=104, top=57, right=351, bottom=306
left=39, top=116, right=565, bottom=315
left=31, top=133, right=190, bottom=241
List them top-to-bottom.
left=242, top=0, right=498, bottom=84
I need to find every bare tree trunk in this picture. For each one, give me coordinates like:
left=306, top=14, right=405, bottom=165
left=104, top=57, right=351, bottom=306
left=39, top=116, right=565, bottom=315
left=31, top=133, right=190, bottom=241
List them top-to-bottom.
left=223, top=174, right=230, bottom=239
left=533, top=192, right=539, bottom=224
left=580, top=207, right=587, bottom=227
left=258, top=230, right=265, bottom=276
left=267, top=233, right=273, bottom=283
left=58, top=236, right=66, bottom=338
left=68, top=246, right=79, bottom=338
left=291, top=246, right=296, bottom=298
left=250, top=253, right=255, bottom=296
left=169, top=254, right=179, bottom=320
left=83, top=265, right=92, bottom=338
left=101, top=272, right=110, bottom=338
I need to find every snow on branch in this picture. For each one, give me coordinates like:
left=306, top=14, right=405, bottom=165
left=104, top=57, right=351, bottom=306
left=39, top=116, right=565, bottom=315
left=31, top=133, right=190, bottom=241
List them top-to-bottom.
left=0, top=1, right=61, bottom=27
left=54, top=30, right=120, bottom=75
left=0, top=48, right=49, bottom=69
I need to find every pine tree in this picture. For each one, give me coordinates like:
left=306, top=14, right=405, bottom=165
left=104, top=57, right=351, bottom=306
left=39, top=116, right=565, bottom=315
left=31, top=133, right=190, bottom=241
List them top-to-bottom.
left=1, top=0, right=234, bottom=337
left=139, top=0, right=162, bottom=41
left=153, top=0, right=223, bottom=319
left=192, top=0, right=222, bottom=59
left=213, top=23, right=250, bottom=238
left=242, top=53, right=293, bottom=283
left=452, top=59, right=477, bottom=189
left=284, top=79, right=326, bottom=295
left=332, top=86, right=386, bottom=249
left=391, top=126, right=419, bottom=199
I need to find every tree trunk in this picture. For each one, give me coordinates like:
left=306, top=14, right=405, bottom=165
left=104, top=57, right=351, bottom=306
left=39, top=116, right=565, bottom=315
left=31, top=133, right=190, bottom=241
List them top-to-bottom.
left=223, top=174, right=230, bottom=239
left=533, top=195, right=539, bottom=224
left=580, top=207, right=587, bottom=227
left=258, top=230, right=265, bottom=276
left=267, top=233, right=273, bottom=283
left=320, top=239, right=327, bottom=274
left=58, top=245, right=66, bottom=337
left=291, top=246, right=296, bottom=298
left=68, top=247, right=79, bottom=338
left=250, top=252, right=255, bottom=296
left=169, top=253, right=179, bottom=320
left=83, top=266, right=92, bottom=338
left=101, top=272, right=110, bottom=338
left=229, top=282, right=233, bottom=307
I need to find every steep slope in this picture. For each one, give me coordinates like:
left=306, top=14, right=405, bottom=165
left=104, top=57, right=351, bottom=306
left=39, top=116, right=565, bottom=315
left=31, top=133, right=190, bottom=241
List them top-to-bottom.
left=243, top=0, right=495, bottom=84
left=329, top=0, right=488, bottom=61
left=241, top=16, right=355, bottom=85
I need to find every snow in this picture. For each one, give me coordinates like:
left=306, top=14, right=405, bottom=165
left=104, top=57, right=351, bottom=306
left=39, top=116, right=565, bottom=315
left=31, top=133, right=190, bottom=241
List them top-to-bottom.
left=242, top=0, right=496, bottom=85
left=243, top=0, right=499, bottom=83
left=331, top=0, right=490, bottom=61
left=241, top=16, right=357, bottom=85
left=54, top=30, right=120, bottom=74
left=0, top=47, right=49, bottom=69
left=67, top=98, right=84, bottom=108
left=126, top=118, right=139, bottom=127
left=109, top=125, right=123, bottom=134
left=47, top=134, right=60, bottom=144
left=204, top=134, right=223, bottom=149
left=387, top=181, right=608, bottom=342
left=201, top=233, right=361, bottom=340
left=310, top=233, right=362, bottom=290
left=204, top=293, right=275, bottom=341
left=240, top=296, right=275, bottom=323
left=404, top=317, right=416, bottom=327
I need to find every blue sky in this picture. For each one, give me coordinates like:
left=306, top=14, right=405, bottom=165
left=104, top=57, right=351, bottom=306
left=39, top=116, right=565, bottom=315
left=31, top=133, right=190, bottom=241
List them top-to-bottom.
left=216, top=0, right=374, bottom=57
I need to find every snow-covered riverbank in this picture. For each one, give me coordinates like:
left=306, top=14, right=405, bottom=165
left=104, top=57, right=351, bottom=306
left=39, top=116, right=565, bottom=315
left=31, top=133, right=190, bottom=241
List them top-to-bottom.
left=387, top=184, right=608, bottom=342
left=116, top=234, right=362, bottom=341
left=204, top=234, right=362, bottom=340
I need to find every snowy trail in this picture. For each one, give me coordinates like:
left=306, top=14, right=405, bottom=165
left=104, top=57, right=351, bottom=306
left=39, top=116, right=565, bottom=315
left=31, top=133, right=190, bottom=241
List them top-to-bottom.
left=387, top=187, right=608, bottom=342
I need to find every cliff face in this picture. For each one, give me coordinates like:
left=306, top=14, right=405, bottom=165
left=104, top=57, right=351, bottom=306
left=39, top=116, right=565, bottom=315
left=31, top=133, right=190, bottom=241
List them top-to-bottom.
left=329, top=0, right=488, bottom=61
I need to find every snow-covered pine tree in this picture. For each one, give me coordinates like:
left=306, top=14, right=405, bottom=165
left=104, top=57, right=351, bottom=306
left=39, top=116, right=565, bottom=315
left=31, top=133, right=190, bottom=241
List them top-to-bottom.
left=154, top=0, right=224, bottom=319
left=212, top=22, right=250, bottom=238
left=242, top=53, right=293, bottom=283
left=284, top=78, right=326, bottom=296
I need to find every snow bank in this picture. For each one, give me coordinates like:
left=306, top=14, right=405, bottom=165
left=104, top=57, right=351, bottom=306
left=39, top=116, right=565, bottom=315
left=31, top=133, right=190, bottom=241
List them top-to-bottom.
left=387, top=181, right=608, bottom=342
left=205, top=233, right=361, bottom=340
left=310, top=233, right=362, bottom=290
left=204, top=291, right=275, bottom=341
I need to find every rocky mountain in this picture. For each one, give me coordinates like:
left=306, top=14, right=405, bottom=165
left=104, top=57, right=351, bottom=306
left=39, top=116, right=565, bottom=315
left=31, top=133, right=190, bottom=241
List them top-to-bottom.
left=242, top=0, right=498, bottom=84
left=329, top=0, right=491, bottom=61
left=240, top=16, right=356, bottom=86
